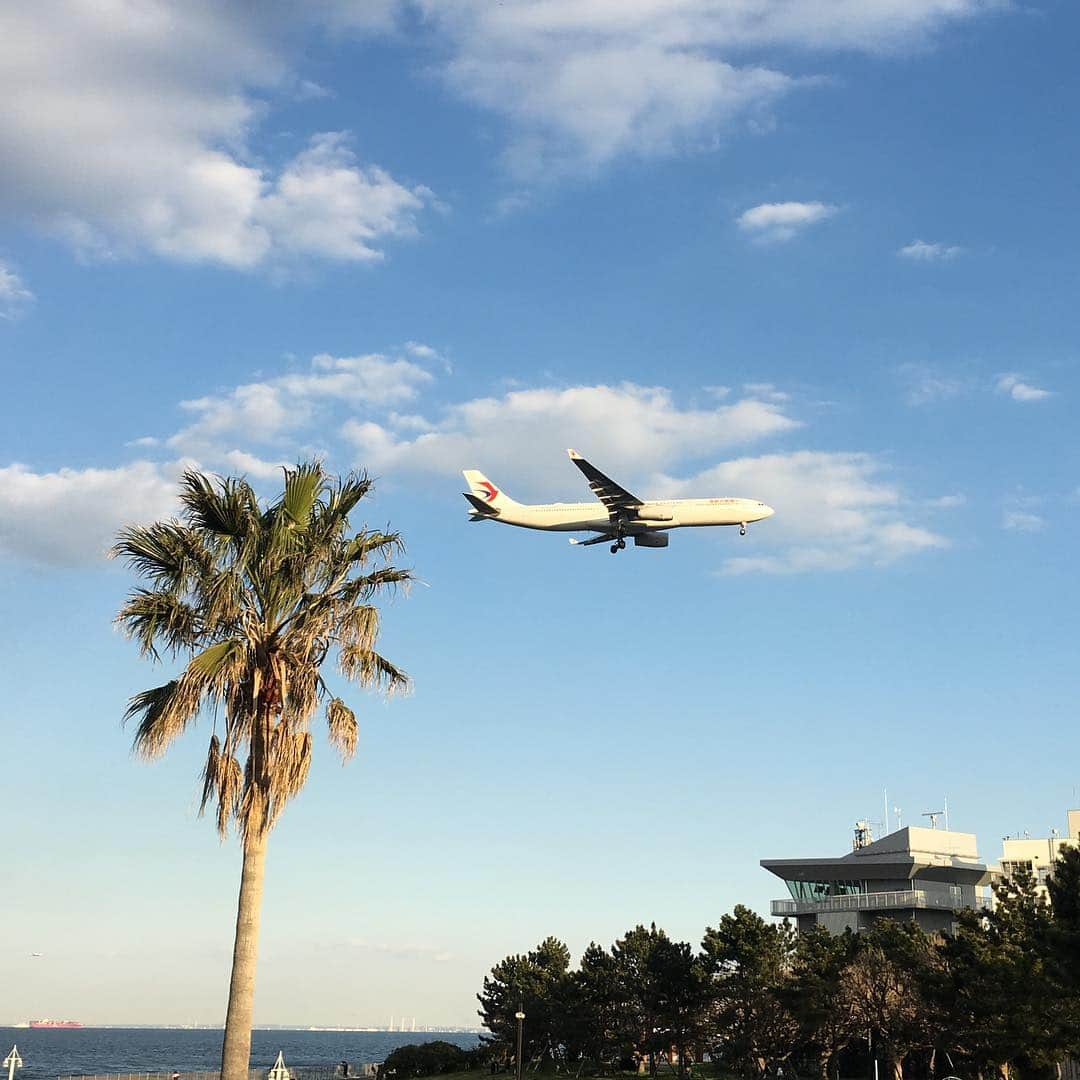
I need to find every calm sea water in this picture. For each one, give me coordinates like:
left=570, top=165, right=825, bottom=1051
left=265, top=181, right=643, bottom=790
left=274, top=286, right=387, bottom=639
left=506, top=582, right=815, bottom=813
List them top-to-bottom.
left=0, top=1028, right=480, bottom=1080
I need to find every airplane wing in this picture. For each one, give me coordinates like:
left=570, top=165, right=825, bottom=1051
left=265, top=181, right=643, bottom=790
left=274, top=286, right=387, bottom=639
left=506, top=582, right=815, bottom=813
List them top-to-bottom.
left=567, top=449, right=642, bottom=516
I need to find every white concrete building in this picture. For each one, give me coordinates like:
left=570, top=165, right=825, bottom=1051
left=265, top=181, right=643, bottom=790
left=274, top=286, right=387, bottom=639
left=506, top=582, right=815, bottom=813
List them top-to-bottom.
left=996, top=808, right=1080, bottom=902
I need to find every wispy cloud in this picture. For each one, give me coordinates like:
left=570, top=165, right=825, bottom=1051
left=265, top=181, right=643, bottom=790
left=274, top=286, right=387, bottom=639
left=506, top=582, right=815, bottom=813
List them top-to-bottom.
left=737, top=201, right=838, bottom=243
left=897, top=239, right=964, bottom=262
left=0, top=259, right=33, bottom=319
left=168, top=350, right=436, bottom=458
left=897, top=363, right=969, bottom=406
left=995, top=373, right=1053, bottom=402
left=927, top=494, right=966, bottom=509
left=1003, top=510, right=1045, bottom=532
left=346, top=939, right=454, bottom=963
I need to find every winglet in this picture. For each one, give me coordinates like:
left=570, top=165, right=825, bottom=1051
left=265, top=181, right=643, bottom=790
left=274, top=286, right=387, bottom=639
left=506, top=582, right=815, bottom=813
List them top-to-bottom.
left=567, top=448, right=582, bottom=459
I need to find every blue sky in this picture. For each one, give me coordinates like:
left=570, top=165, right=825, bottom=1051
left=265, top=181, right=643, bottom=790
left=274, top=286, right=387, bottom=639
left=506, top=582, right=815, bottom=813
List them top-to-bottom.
left=2, top=0, right=1079, bottom=1029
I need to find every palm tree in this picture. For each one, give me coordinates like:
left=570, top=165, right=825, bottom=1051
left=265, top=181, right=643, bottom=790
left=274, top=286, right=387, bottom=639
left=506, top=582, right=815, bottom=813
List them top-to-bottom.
left=114, top=461, right=411, bottom=1080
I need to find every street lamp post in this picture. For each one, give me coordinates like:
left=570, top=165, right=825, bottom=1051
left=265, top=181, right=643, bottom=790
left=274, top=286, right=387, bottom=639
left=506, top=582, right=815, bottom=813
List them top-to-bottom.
left=514, top=1006, right=525, bottom=1080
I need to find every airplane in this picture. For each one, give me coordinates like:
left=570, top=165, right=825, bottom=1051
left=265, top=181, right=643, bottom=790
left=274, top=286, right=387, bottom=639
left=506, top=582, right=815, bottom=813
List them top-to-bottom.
left=462, top=448, right=774, bottom=554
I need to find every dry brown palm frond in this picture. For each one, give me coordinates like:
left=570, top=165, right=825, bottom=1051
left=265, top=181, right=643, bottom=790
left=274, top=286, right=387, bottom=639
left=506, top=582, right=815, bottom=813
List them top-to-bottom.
left=335, top=605, right=380, bottom=651
left=339, top=645, right=410, bottom=693
left=326, top=698, right=358, bottom=761
left=200, top=734, right=223, bottom=815
left=216, top=753, right=245, bottom=837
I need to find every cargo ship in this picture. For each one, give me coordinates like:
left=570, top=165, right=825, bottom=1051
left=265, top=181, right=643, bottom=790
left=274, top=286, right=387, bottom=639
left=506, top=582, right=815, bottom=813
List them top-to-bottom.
left=28, top=1020, right=83, bottom=1029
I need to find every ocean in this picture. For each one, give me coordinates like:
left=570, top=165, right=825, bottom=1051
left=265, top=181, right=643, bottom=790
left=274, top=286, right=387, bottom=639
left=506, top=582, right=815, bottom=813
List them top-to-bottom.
left=0, top=1028, right=481, bottom=1080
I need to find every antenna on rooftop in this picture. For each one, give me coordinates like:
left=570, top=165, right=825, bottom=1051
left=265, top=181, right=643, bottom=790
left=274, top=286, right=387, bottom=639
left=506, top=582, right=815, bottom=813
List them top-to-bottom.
left=884, top=789, right=890, bottom=834
left=944, top=795, right=950, bottom=831
left=894, top=806, right=903, bottom=829
left=923, top=808, right=944, bottom=829
left=853, top=820, right=874, bottom=850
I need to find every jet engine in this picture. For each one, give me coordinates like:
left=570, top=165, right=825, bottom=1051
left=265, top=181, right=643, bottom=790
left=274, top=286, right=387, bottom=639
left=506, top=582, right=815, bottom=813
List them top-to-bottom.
left=633, top=509, right=674, bottom=521
left=634, top=532, right=670, bottom=548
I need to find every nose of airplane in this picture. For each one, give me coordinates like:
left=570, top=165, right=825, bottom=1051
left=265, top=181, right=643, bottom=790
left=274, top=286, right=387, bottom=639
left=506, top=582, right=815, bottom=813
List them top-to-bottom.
left=760, top=504, right=775, bottom=518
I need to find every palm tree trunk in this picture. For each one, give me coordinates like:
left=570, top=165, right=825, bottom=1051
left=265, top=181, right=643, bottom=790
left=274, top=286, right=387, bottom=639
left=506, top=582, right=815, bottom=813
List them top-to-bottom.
left=221, top=828, right=269, bottom=1080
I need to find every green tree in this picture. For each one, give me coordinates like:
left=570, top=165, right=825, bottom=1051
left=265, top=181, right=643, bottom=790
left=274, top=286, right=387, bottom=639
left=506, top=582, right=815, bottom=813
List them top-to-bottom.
left=114, top=463, right=410, bottom=1080
left=1047, top=845, right=1080, bottom=1056
left=985, top=863, right=1065, bottom=1077
left=702, top=905, right=797, bottom=1079
left=933, top=907, right=1018, bottom=1080
left=843, top=920, right=937, bottom=1080
left=610, top=924, right=672, bottom=1078
left=784, top=927, right=859, bottom=1080
left=650, top=936, right=711, bottom=1080
left=477, top=937, right=573, bottom=1066
left=571, top=942, right=625, bottom=1072
left=382, top=1042, right=472, bottom=1077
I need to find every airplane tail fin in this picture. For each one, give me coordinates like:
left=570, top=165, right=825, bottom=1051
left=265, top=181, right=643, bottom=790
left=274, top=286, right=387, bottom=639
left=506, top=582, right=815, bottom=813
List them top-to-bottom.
left=462, top=470, right=519, bottom=517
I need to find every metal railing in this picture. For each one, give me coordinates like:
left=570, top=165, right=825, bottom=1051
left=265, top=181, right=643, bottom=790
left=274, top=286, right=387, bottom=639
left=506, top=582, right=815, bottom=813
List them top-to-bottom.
left=770, top=889, right=963, bottom=917
left=59, top=1065, right=379, bottom=1080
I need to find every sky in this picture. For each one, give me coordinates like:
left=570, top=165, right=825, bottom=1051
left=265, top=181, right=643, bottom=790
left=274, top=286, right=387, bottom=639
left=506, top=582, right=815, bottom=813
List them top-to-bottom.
left=1, top=0, right=1079, bottom=1030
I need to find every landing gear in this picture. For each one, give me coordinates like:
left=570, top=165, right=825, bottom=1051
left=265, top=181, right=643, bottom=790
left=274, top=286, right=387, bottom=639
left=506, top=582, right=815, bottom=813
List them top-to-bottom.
left=739, top=523, right=747, bottom=536
left=609, top=537, right=627, bottom=554
left=610, top=543, right=619, bottom=554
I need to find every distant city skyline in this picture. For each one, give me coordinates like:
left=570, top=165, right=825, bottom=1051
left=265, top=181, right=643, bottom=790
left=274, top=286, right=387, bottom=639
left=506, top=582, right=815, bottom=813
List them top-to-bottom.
left=3, top=0, right=1079, bottom=1026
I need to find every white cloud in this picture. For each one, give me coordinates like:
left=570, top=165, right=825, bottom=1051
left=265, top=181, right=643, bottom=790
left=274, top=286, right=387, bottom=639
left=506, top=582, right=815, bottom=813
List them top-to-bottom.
left=387, top=0, right=993, bottom=178
left=0, top=6, right=432, bottom=268
left=255, top=134, right=431, bottom=264
left=736, top=201, right=838, bottom=243
left=897, top=239, right=964, bottom=261
left=0, top=259, right=33, bottom=319
left=169, top=351, right=434, bottom=456
left=898, top=363, right=969, bottom=406
left=995, top=373, right=1053, bottom=402
left=743, top=382, right=790, bottom=402
left=342, top=383, right=799, bottom=495
left=219, top=450, right=292, bottom=480
left=657, top=451, right=948, bottom=574
left=0, top=462, right=177, bottom=567
left=927, top=493, right=965, bottom=509
left=1003, top=510, right=1045, bottom=533
left=345, top=939, right=454, bottom=963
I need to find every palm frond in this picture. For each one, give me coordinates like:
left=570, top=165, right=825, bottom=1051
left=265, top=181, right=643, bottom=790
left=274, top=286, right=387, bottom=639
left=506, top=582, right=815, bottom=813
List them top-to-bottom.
left=279, top=462, right=325, bottom=530
left=178, top=469, right=258, bottom=540
left=325, top=472, right=372, bottom=523
left=111, top=521, right=199, bottom=587
left=342, top=530, right=406, bottom=568
left=115, top=588, right=200, bottom=658
left=335, top=605, right=380, bottom=651
left=189, top=639, right=245, bottom=681
left=339, top=645, right=410, bottom=694
left=123, top=680, right=196, bottom=758
left=326, top=697, right=358, bottom=761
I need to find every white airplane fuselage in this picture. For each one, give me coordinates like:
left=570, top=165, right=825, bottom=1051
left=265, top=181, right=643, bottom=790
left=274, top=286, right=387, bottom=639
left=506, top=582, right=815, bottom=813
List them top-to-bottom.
left=462, top=452, right=775, bottom=553
left=491, top=497, right=773, bottom=534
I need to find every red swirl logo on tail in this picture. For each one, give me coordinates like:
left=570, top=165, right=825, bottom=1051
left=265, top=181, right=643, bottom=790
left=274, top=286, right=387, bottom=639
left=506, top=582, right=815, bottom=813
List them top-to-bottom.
left=479, top=481, right=499, bottom=503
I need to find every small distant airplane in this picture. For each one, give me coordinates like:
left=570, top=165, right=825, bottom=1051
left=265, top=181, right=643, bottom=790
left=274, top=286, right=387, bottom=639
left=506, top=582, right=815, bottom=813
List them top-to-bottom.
left=463, top=448, right=774, bottom=554
left=30, top=952, right=43, bottom=957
